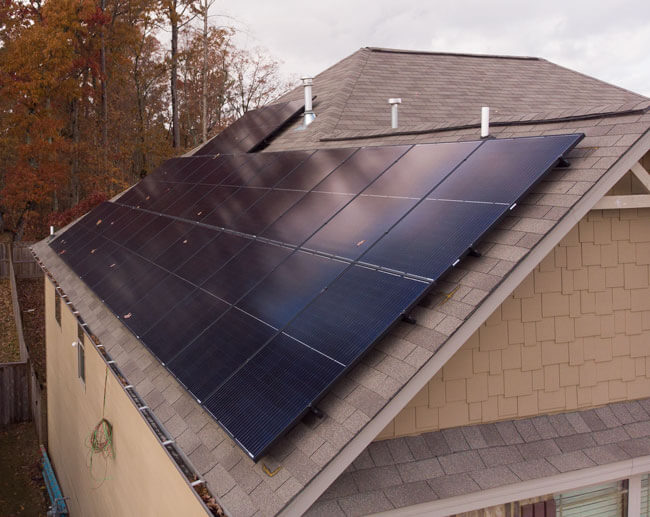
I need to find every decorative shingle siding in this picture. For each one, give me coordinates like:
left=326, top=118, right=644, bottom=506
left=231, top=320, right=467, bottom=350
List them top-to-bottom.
left=377, top=203, right=650, bottom=440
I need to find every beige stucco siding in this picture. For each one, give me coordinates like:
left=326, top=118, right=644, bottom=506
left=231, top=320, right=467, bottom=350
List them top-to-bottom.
left=378, top=208, right=650, bottom=440
left=45, top=279, right=207, bottom=516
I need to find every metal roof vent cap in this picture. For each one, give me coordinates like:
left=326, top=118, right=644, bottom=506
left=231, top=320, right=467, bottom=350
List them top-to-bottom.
left=302, top=77, right=316, bottom=127
left=388, top=98, right=402, bottom=129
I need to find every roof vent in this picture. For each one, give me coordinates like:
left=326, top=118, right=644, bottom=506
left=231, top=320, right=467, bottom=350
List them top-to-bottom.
left=302, top=77, right=315, bottom=127
left=389, top=98, right=402, bottom=129
left=481, top=106, right=490, bottom=138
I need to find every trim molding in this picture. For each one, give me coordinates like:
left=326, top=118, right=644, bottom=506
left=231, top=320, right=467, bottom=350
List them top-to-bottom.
left=281, top=129, right=650, bottom=516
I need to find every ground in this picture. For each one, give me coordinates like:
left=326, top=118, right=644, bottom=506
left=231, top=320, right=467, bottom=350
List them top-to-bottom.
left=17, top=277, right=46, bottom=384
left=0, top=278, right=19, bottom=363
left=0, top=422, right=48, bottom=516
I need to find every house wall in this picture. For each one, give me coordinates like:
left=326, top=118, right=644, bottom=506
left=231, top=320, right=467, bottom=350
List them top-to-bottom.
left=377, top=207, right=650, bottom=440
left=45, top=279, right=207, bottom=516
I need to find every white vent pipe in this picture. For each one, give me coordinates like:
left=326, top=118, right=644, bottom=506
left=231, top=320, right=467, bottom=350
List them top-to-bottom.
left=302, top=77, right=315, bottom=127
left=389, top=98, right=402, bottom=129
left=481, top=106, right=490, bottom=138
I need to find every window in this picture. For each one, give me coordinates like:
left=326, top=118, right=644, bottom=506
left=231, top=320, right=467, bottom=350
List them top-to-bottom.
left=54, top=289, right=61, bottom=326
left=77, top=337, right=85, bottom=384
left=642, top=475, right=649, bottom=516
left=554, top=481, right=627, bottom=516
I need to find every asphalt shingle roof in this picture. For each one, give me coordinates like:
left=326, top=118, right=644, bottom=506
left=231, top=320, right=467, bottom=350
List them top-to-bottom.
left=33, top=47, right=650, bottom=516
left=307, top=399, right=650, bottom=516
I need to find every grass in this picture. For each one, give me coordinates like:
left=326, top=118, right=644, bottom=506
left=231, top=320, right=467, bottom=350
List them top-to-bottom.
left=0, top=422, right=48, bottom=516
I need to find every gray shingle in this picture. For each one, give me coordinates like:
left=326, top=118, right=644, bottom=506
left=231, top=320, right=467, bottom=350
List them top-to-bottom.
left=609, top=403, right=636, bottom=425
left=595, top=407, right=621, bottom=428
left=580, top=409, right=608, bottom=431
left=566, top=412, right=591, bottom=434
left=548, top=414, right=576, bottom=437
left=531, top=416, right=559, bottom=439
left=514, top=419, right=542, bottom=442
left=495, top=421, right=524, bottom=445
left=625, top=421, right=650, bottom=439
left=462, top=426, right=489, bottom=449
left=593, top=427, right=629, bottom=445
left=442, top=428, right=470, bottom=452
left=423, top=431, right=451, bottom=456
left=555, top=433, right=597, bottom=452
left=404, top=435, right=434, bottom=460
left=619, top=437, right=650, bottom=457
left=386, top=438, right=415, bottom=464
left=517, top=439, right=562, bottom=461
left=367, top=441, right=394, bottom=466
left=583, top=444, right=630, bottom=465
left=478, top=445, right=524, bottom=467
left=438, top=450, right=485, bottom=475
left=547, top=451, right=596, bottom=473
left=396, top=458, right=444, bottom=483
left=509, top=459, right=559, bottom=481
left=352, top=466, right=403, bottom=492
left=471, top=466, right=520, bottom=490
left=320, top=473, right=359, bottom=501
left=428, top=473, right=481, bottom=498
left=384, top=481, right=438, bottom=508
left=337, top=491, right=394, bottom=517
left=305, top=500, right=346, bottom=517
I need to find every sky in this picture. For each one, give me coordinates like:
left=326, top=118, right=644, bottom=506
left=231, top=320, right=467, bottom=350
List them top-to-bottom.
left=216, top=0, right=650, bottom=97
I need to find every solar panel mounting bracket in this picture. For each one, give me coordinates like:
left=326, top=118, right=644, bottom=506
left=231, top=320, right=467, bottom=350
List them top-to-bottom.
left=557, top=157, right=571, bottom=168
left=468, top=247, right=482, bottom=257
left=401, top=314, right=417, bottom=325
left=309, top=406, right=324, bottom=419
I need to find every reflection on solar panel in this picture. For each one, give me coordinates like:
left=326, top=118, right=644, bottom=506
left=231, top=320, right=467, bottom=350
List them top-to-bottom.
left=194, top=100, right=304, bottom=155
left=51, top=133, right=583, bottom=460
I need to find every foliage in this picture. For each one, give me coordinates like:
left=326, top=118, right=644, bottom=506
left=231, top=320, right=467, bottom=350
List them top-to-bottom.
left=0, top=0, right=289, bottom=240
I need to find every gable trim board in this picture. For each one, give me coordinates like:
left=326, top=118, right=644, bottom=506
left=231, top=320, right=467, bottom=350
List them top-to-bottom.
left=282, top=129, right=650, bottom=515
left=370, top=454, right=650, bottom=517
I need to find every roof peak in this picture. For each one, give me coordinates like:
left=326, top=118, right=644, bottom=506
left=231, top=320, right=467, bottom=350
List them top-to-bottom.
left=365, top=46, right=542, bottom=61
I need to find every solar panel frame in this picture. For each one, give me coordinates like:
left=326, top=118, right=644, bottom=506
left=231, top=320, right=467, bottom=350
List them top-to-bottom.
left=50, top=132, right=584, bottom=461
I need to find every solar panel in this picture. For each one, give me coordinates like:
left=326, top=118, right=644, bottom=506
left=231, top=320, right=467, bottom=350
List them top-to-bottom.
left=194, top=100, right=304, bottom=155
left=51, top=132, right=583, bottom=460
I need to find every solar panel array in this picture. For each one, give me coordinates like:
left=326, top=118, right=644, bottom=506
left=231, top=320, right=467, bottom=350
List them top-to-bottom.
left=194, top=100, right=304, bottom=156
left=51, top=133, right=583, bottom=460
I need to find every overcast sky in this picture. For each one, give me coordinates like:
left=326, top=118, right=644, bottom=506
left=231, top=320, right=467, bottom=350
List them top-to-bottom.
left=216, top=0, right=650, bottom=97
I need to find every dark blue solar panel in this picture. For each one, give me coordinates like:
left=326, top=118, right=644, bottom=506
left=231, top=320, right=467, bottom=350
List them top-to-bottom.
left=195, top=100, right=303, bottom=155
left=50, top=133, right=583, bottom=461
left=430, top=134, right=583, bottom=204
left=365, top=140, right=481, bottom=198
left=313, top=145, right=410, bottom=194
left=262, top=192, right=354, bottom=245
left=303, top=196, right=415, bottom=260
left=362, top=200, right=507, bottom=279
left=174, top=232, right=251, bottom=286
left=200, top=241, right=292, bottom=304
left=238, top=251, right=348, bottom=328
left=284, top=266, right=427, bottom=365
left=141, top=289, right=230, bottom=363
left=168, top=308, right=277, bottom=401
left=203, top=333, right=344, bottom=460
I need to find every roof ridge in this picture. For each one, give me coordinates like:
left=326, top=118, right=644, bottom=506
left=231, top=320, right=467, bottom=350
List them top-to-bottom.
left=366, top=46, right=541, bottom=61
left=327, top=48, right=373, bottom=131
left=543, top=57, right=649, bottom=102
left=319, top=101, right=650, bottom=142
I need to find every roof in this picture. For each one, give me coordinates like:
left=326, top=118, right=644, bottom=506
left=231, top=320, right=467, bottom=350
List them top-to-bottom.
left=34, top=47, right=650, bottom=516
left=308, top=398, right=650, bottom=516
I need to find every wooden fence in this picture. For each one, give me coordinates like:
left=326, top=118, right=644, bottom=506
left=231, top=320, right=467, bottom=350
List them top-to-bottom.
left=0, top=242, right=41, bottom=279
left=0, top=242, right=47, bottom=442
left=0, top=362, right=31, bottom=426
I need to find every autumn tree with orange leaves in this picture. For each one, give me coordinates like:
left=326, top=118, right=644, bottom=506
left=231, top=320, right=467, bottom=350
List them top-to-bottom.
left=0, top=0, right=289, bottom=240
